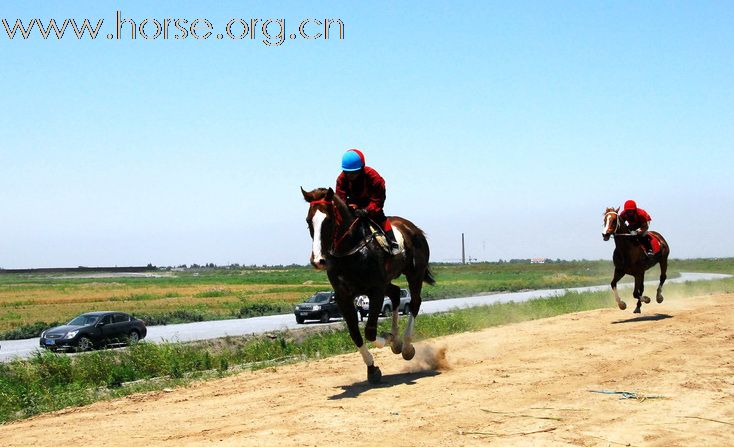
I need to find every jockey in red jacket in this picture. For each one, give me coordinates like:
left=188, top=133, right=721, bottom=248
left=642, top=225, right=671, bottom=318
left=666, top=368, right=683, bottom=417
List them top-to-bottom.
left=336, top=148, right=400, bottom=255
left=619, top=200, right=653, bottom=257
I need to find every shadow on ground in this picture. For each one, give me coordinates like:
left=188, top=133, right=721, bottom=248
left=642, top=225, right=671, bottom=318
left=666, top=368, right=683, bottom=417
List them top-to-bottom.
left=612, top=313, right=673, bottom=324
left=328, top=370, right=441, bottom=400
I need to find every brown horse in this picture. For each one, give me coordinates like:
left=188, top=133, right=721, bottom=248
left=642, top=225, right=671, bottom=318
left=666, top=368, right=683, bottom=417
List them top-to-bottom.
left=301, top=187, right=435, bottom=384
left=602, top=207, right=670, bottom=313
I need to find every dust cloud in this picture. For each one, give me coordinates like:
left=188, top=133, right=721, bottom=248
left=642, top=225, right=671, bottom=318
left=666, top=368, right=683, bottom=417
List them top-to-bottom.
left=402, top=344, right=451, bottom=373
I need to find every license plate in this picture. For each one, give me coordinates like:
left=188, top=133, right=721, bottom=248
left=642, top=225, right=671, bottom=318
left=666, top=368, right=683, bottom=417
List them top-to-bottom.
left=300, top=312, right=308, bottom=316
left=44, top=339, right=55, bottom=345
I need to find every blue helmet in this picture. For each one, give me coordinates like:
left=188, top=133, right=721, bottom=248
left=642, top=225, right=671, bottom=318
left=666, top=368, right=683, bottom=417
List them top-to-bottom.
left=341, top=149, right=365, bottom=172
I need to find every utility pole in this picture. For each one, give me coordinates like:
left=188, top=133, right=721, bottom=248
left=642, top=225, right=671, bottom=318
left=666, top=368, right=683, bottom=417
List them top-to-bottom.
left=461, top=233, right=466, bottom=264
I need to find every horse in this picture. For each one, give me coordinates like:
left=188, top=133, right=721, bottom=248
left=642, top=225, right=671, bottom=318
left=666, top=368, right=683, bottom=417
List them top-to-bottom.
left=301, top=187, right=435, bottom=384
left=602, top=207, right=670, bottom=313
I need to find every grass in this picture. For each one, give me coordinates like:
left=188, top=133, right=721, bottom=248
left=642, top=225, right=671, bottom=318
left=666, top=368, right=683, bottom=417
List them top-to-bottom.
left=1, top=258, right=732, bottom=339
left=1, top=273, right=733, bottom=424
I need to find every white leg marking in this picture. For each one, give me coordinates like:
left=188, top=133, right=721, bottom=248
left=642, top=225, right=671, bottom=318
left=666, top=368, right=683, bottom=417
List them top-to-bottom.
left=311, top=210, right=327, bottom=264
left=612, top=286, right=621, bottom=301
left=391, top=309, right=399, bottom=337
left=403, top=314, right=415, bottom=340
left=374, top=336, right=386, bottom=348
left=359, top=344, right=374, bottom=366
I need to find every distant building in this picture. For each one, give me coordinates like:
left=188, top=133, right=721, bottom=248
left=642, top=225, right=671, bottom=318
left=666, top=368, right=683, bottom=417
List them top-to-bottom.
left=530, top=258, right=546, bottom=264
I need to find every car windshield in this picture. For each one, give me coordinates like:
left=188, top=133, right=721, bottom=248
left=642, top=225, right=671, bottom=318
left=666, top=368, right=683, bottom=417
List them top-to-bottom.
left=305, top=292, right=331, bottom=304
left=67, top=315, right=100, bottom=326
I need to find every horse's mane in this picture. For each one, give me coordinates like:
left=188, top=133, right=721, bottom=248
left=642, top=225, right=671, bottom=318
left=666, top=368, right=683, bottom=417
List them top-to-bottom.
left=310, top=187, right=354, bottom=224
left=331, top=192, right=353, bottom=222
left=604, top=206, right=630, bottom=233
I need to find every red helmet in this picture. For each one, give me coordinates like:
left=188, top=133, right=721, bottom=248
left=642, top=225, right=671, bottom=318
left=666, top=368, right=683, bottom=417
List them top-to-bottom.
left=623, top=200, right=637, bottom=211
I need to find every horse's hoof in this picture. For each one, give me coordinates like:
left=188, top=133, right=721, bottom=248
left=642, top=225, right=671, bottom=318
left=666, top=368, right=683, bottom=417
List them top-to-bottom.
left=656, top=295, right=664, bottom=303
left=642, top=296, right=651, bottom=304
left=618, top=301, right=627, bottom=310
left=634, top=308, right=641, bottom=314
left=391, top=339, right=403, bottom=355
left=402, top=343, right=416, bottom=361
left=367, top=365, right=382, bottom=384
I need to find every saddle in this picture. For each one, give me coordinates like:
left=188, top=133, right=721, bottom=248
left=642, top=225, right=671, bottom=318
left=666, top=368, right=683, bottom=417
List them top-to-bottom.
left=365, top=220, right=398, bottom=255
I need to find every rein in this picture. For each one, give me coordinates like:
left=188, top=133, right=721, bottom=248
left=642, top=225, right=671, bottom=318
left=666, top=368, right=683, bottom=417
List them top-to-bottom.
left=310, top=199, right=375, bottom=257
left=605, top=211, right=636, bottom=237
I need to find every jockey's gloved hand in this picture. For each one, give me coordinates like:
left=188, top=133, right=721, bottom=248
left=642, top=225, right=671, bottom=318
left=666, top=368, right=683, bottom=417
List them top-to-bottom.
left=354, top=209, right=368, bottom=218
left=629, top=230, right=638, bottom=236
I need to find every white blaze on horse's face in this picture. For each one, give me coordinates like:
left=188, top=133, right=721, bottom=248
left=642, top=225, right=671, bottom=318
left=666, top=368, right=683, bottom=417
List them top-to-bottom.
left=310, top=210, right=328, bottom=269
left=603, top=211, right=617, bottom=240
left=604, top=213, right=617, bottom=234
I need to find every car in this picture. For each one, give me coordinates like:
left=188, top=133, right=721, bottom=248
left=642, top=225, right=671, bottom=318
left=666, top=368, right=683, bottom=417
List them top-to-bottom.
left=357, top=288, right=412, bottom=319
left=293, top=291, right=342, bottom=324
left=39, top=311, right=147, bottom=352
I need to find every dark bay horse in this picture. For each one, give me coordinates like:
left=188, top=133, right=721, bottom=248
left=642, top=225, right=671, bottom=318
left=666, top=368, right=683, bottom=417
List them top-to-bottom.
left=302, top=187, right=435, bottom=384
left=602, top=207, right=670, bottom=313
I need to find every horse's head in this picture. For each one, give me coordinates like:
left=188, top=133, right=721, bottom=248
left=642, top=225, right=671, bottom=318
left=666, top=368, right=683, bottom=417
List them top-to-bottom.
left=301, top=187, right=356, bottom=270
left=301, top=187, right=336, bottom=269
left=602, top=207, right=620, bottom=241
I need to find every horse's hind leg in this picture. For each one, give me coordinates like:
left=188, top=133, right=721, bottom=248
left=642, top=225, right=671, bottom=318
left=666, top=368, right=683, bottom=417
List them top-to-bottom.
left=657, top=257, right=668, bottom=303
left=611, top=269, right=627, bottom=310
left=633, top=275, right=645, bottom=313
left=400, top=276, right=424, bottom=361
left=384, top=284, right=403, bottom=354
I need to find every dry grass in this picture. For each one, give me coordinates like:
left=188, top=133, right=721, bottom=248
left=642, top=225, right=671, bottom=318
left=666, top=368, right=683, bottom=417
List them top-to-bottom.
left=0, top=283, right=312, bottom=331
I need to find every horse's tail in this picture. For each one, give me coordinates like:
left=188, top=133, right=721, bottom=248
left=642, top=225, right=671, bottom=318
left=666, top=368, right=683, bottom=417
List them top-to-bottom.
left=411, top=226, right=436, bottom=286
left=423, top=266, right=436, bottom=286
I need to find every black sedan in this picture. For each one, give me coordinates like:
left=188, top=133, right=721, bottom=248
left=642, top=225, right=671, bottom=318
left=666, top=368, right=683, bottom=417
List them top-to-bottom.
left=293, top=291, right=341, bottom=324
left=39, top=311, right=147, bottom=352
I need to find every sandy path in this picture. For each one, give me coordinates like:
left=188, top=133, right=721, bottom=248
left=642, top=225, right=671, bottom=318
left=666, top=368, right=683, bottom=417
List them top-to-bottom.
left=2, top=293, right=732, bottom=446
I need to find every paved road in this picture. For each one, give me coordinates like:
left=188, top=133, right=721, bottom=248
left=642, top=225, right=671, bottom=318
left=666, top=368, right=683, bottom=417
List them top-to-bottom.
left=1, top=272, right=729, bottom=362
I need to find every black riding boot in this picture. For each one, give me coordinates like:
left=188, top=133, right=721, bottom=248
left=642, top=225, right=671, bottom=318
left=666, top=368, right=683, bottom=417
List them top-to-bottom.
left=385, top=229, right=401, bottom=255
left=640, top=236, right=654, bottom=258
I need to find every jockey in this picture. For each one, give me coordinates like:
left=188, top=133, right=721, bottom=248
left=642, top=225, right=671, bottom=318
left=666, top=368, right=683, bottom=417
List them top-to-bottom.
left=336, top=148, right=401, bottom=255
left=619, top=200, right=654, bottom=257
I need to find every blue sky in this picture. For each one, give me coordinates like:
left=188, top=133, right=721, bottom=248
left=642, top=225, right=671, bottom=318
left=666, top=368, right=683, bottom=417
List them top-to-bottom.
left=1, top=1, right=732, bottom=268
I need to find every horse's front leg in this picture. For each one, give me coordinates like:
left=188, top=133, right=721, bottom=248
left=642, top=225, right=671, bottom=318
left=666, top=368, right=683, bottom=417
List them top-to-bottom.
left=611, top=269, right=626, bottom=310
left=633, top=274, right=646, bottom=314
left=364, top=290, right=384, bottom=344
left=336, top=293, right=381, bottom=384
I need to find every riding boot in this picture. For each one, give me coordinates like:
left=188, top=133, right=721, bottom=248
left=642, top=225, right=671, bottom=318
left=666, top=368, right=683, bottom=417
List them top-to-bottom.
left=385, top=229, right=401, bottom=255
left=641, top=237, right=654, bottom=258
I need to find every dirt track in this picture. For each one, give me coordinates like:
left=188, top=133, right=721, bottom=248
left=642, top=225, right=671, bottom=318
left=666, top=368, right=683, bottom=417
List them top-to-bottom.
left=2, top=293, right=733, bottom=446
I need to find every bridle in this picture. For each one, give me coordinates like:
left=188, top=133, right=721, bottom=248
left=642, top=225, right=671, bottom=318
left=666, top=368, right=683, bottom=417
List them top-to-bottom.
left=310, top=199, right=377, bottom=257
left=604, top=210, right=635, bottom=238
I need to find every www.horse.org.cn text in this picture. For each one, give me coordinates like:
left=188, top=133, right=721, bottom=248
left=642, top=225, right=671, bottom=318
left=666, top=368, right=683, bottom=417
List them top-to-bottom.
left=1, top=11, right=346, bottom=46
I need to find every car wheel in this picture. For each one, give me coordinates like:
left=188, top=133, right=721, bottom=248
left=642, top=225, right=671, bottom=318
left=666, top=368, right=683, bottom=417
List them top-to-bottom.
left=403, top=304, right=411, bottom=316
left=382, top=305, right=392, bottom=317
left=320, top=312, right=330, bottom=323
left=295, top=316, right=305, bottom=324
left=128, top=331, right=140, bottom=344
left=76, top=336, right=93, bottom=352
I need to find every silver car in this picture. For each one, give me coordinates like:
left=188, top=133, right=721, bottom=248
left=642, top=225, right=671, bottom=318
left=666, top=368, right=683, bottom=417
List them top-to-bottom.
left=356, top=288, right=411, bottom=319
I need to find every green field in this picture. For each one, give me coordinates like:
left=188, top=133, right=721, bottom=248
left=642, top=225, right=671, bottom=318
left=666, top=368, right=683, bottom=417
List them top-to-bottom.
left=1, top=258, right=732, bottom=340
